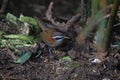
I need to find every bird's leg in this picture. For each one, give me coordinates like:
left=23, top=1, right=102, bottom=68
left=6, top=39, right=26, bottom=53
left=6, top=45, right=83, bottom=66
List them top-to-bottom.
left=48, top=47, right=57, bottom=60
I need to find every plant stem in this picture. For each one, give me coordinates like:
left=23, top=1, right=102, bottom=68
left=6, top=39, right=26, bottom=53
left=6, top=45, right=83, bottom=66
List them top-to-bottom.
left=91, top=0, right=99, bottom=16
left=95, top=0, right=107, bottom=51
left=103, top=0, right=119, bottom=50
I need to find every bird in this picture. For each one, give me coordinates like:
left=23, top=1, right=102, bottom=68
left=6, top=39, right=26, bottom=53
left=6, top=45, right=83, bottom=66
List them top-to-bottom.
left=35, top=16, right=69, bottom=48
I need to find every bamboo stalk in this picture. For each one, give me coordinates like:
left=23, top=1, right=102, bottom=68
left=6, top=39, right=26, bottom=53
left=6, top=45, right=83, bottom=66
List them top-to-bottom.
left=86, top=0, right=91, bottom=17
left=91, top=0, right=99, bottom=16
left=95, top=0, right=107, bottom=51
left=100, top=0, right=107, bottom=9
left=103, top=0, right=119, bottom=50
left=82, top=6, right=111, bottom=38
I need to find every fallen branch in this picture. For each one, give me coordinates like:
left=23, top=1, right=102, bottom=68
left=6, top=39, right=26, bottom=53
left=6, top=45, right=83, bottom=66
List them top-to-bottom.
left=45, top=1, right=81, bottom=32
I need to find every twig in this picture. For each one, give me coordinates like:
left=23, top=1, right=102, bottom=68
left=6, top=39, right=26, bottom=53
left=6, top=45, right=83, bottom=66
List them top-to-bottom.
left=0, top=0, right=8, bottom=14
left=45, top=1, right=54, bottom=23
left=45, top=2, right=66, bottom=31
left=113, top=23, right=120, bottom=27
left=0, top=73, right=5, bottom=80
left=0, top=73, right=18, bottom=80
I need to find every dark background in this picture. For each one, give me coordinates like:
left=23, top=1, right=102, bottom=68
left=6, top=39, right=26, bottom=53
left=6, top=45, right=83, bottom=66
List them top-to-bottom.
left=0, top=0, right=80, bottom=17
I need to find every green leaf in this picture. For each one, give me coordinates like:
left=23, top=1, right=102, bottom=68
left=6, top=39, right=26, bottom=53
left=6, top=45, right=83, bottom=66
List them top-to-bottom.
left=6, top=13, right=18, bottom=25
left=19, top=14, right=37, bottom=26
left=19, top=14, right=41, bottom=34
left=0, top=30, right=5, bottom=36
left=3, top=34, right=34, bottom=42
left=0, top=38, right=36, bottom=53
left=14, top=52, right=31, bottom=64
left=61, top=56, right=72, bottom=61
left=65, top=63, right=80, bottom=68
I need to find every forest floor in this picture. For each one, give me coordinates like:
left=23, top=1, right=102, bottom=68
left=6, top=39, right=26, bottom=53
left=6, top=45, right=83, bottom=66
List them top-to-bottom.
left=0, top=0, right=120, bottom=80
